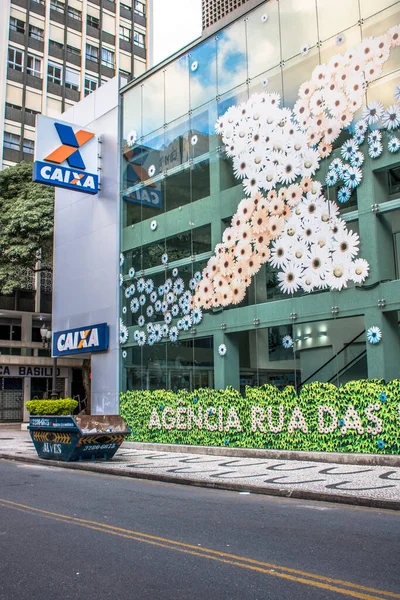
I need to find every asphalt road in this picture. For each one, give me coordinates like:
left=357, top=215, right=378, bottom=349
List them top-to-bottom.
left=0, top=459, right=399, bottom=600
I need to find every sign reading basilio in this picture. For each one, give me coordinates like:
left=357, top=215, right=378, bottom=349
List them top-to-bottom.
left=33, top=115, right=99, bottom=194
left=52, top=323, right=109, bottom=357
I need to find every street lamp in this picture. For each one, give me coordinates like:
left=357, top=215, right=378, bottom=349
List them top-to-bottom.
left=40, top=324, right=58, bottom=400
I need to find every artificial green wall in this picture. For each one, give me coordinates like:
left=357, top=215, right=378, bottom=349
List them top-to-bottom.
left=120, top=380, right=400, bottom=454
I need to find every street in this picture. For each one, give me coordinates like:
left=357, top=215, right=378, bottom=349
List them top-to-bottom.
left=0, top=459, right=399, bottom=600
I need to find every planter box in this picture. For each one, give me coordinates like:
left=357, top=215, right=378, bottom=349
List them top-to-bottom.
left=28, top=415, right=130, bottom=461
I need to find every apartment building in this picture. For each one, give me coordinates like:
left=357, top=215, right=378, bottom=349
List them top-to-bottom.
left=0, top=0, right=147, bottom=168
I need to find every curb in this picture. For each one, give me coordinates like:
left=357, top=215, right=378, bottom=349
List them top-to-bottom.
left=124, top=441, right=400, bottom=467
left=1, top=453, right=399, bottom=512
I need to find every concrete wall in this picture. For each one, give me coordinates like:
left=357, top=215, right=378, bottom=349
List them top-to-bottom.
left=52, top=77, right=120, bottom=414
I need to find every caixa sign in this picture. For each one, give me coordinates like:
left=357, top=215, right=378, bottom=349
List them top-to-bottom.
left=33, top=116, right=99, bottom=195
left=52, top=323, right=108, bottom=357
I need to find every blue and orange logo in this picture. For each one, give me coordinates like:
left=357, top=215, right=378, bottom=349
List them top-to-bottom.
left=33, top=122, right=99, bottom=195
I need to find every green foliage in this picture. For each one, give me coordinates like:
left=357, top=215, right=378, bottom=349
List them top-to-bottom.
left=0, top=162, right=54, bottom=293
left=120, top=380, right=400, bottom=454
left=26, top=399, right=78, bottom=415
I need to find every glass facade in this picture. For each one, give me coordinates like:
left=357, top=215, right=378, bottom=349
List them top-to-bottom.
left=120, top=0, right=400, bottom=393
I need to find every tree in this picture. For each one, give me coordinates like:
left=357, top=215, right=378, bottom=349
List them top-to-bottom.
left=0, top=162, right=55, bottom=294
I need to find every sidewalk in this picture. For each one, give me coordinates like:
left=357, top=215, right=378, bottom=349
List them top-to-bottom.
left=1, top=427, right=400, bottom=510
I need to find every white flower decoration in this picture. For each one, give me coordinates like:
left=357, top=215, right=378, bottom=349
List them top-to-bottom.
left=261, top=14, right=268, bottom=22
left=336, top=34, right=345, bottom=46
left=301, top=44, right=310, bottom=56
left=191, top=60, right=198, bottom=72
left=261, top=78, right=269, bottom=88
left=126, top=130, right=137, bottom=147
left=191, top=135, right=198, bottom=146
left=148, top=165, right=156, bottom=177
left=150, top=220, right=157, bottom=231
left=120, top=253, right=124, bottom=267
left=161, top=253, right=168, bottom=265
left=128, top=267, right=135, bottom=278
left=122, top=306, right=127, bottom=314
left=119, top=318, right=128, bottom=345
left=367, top=326, right=382, bottom=345
left=282, top=335, right=293, bottom=349
left=218, top=343, right=227, bottom=356
left=122, top=350, right=127, bottom=359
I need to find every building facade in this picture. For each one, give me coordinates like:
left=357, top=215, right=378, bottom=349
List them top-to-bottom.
left=0, top=0, right=147, bottom=169
left=119, top=0, right=400, bottom=398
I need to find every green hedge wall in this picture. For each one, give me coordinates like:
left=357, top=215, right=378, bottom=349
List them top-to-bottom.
left=120, top=380, right=400, bottom=454
left=26, top=399, right=78, bottom=416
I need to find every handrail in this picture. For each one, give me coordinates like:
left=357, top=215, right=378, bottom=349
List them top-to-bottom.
left=297, top=329, right=365, bottom=389
left=327, top=349, right=367, bottom=384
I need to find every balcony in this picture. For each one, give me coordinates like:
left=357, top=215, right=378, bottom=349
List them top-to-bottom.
left=30, top=0, right=45, bottom=16
left=102, top=0, right=115, bottom=12
left=9, top=30, right=26, bottom=46
left=7, top=68, right=24, bottom=84
left=26, top=73, right=43, bottom=90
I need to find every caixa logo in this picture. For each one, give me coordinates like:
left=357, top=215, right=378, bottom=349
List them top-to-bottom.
left=33, top=122, right=99, bottom=195
left=53, top=323, right=109, bottom=357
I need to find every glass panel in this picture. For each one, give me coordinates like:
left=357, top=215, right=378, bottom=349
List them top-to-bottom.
left=279, top=0, right=318, bottom=62
left=317, top=0, right=360, bottom=41
left=359, top=0, right=398, bottom=20
left=246, top=1, right=281, bottom=79
left=362, top=6, right=400, bottom=79
left=217, top=18, right=247, bottom=95
left=318, top=25, right=362, bottom=69
left=189, top=37, right=217, bottom=110
left=282, top=48, right=320, bottom=109
left=165, top=54, right=189, bottom=123
left=248, top=65, right=283, bottom=98
left=142, top=70, right=165, bottom=136
left=122, top=84, right=142, bottom=141
left=190, top=102, right=218, bottom=159
left=164, top=115, right=191, bottom=170
left=192, top=158, right=210, bottom=203
left=165, top=166, right=191, bottom=211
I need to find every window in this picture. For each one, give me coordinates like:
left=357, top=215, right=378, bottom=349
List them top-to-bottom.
left=31, top=0, right=45, bottom=4
left=50, top=0, right=65, bottom=13
left=134, top=1, right=145, bottom=16
left=120, top=2, right=131, bottom=11
left=67, top=6, right=81, bottom=20
left=87, top=14, right=99, bottom=29
left=10, top=17, right=25, bottom=34
left=28, top=25, right=44, bottom=41
left=120, top=25, right=131, bottom=42
left=133, top=29, right=145, bottom=48
left=49, top=39, right=63, bottom=50
left=86, top=44, right=99, bottom=62
left=66, top=45, right=81, bottom=56
left=8, top=47, right=24, bottom=71
left=101, top=48, right=114, bottom=68
left=27, top=55, right=42, bottom=77
left=48, top=62, right=62, bottom=84
left=65, top=68, right=79, bottom=91
left=84, top=76, right=98, bottom=96
left=5, top=102, right=21, bottom=110
left=25, top=107, right=39, bottom=116
left=4, top=132, right=20, bottom=151
left=23, top=139, right=34, bottom=154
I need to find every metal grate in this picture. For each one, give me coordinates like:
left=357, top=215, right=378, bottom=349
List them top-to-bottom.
left=202, top=0, right=250, bottom=30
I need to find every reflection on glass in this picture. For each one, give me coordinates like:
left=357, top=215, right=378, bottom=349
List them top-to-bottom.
left=279, top=0, right=318, bottom=61
left=317, top=0, right=359, bottom=41
left=246, top=2, right=281, bottom=79
left=217, top=18, right=247, bottom=95
left=190, top=37, right=217, bottom=109
left=282, top=50, right=320, bottom=109
left=165, top=54, right=190, bottom=123
left=142, top=70, right=165, bottom=136
left=122, top=85, right=142, bottom=140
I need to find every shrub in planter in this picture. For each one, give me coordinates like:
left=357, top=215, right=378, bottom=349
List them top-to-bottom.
left=26, top=399, right=78, bottom=416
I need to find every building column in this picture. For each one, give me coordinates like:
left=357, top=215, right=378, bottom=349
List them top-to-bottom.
left=365, top=308, right=400, bottom=381
left=213, top=331, right=240, bottom=390
left=22, top=377, right=30, bottom=422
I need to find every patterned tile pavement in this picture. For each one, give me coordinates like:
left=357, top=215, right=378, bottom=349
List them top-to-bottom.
left=1, top=430, right=399, bottom=507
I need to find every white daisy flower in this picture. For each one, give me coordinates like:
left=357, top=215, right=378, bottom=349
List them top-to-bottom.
left=362, top=100, right=384, bottom=124
left=382, top=104, right=400, bottom=130
left=126, top=130, right=138, bottom=147
left=332, top=230, right=360, bottom=258
left=351, top=258, right=370, bottom=284
left=277, top=261, right=302, bottom=294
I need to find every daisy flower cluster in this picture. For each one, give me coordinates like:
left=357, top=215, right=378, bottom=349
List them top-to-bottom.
left=193, top=26, right=399, bottom=305
left=326, top=89, right=400, bottom=203
left=270, top=180, right=370, bottom=293
left=120, top=257, right=204, bottom=347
